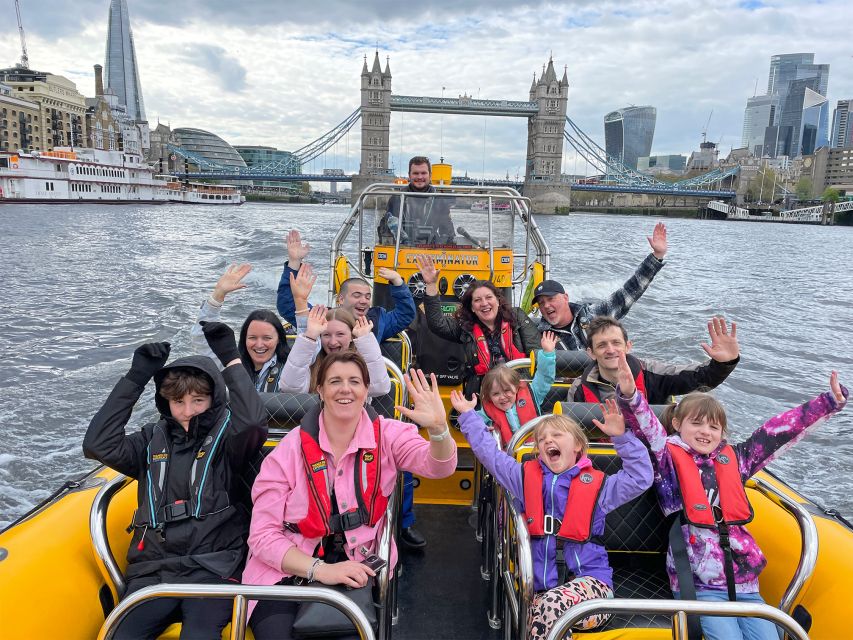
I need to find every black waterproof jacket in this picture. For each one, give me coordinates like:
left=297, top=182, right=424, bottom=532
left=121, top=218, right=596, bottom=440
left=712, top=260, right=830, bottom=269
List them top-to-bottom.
left=422, top=293, right=542, bottom=395
left=83, top=355, right=267, bottom=583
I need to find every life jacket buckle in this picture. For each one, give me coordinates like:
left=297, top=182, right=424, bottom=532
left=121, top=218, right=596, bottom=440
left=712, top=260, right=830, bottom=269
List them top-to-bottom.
left=160, top=500, right=191, bottom=523
left=330, top=509, right=366, bottom=533
left=543, top=514, right=561, bottom=536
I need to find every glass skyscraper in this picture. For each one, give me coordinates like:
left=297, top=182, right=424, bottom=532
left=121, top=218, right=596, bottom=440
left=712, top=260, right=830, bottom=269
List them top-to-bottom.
left=104, top=0, right=146, bottom=122
left=744, top=53, right=829, bottom=158
left=831, top=99, right=852, bottom=149
left=604, top=106, right=656, bottom=170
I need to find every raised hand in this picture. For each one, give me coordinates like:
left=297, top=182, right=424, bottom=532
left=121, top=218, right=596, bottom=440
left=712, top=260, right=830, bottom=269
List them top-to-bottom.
left=647, top=222, right=668, bottom=260
left=286, top=229, right=310, bottom=269
left=414, top=254, right=440, bottom=285
left=212, top=263, right=251, bottom=303
left=290, top=263, right=317, bottom=306
left=377, top=266, right=404, bottom=286
left=304, top=305, right=328, bottom=340
left=352, top=315, right=374, bottom=339
left=700, top=316, right=739, bottom=362
left=200, top=321, right=240, bottom=366
left=540, top=331, right=558, bottom=353
left=127, top=342, right=171, bottom=386
left=616, top=352, right=636, bottom=397
left=395, top=369, right=448, bottom=435
left=830, top=371, right=846, bottom=405
left=450, top=390, right=478, bottom=413
left=592, top=398, right=626, bottom=437
left=314, top=559, right=375, bottom=589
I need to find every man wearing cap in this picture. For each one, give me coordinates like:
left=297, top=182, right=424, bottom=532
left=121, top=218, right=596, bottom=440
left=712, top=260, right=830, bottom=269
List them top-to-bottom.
left=533, top=222, right=668, bottom=350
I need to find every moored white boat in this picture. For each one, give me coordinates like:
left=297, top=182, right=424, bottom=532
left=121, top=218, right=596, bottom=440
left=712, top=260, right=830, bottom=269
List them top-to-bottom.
left=0, top=147, right=243, bottom=205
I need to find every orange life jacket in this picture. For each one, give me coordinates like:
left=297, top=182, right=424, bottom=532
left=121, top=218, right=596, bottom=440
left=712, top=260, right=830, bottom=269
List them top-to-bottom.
left=472, top=321, right=525, bottom=375
left=581, top=358, right=647, bottom=403
left=482, top=380, right=540, bottom=446
left=292, top=409, right=389, bottom=540
left=667, top=443, right=753, bottom=527
left=522, top=459, right=605, bottom=542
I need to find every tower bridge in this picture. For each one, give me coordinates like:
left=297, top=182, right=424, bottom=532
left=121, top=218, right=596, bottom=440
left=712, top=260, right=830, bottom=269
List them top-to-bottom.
left=167, top=51, right=736, bottom=207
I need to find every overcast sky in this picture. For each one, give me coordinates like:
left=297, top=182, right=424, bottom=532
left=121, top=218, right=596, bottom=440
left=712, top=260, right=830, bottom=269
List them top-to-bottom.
left=1, top=0, right=851, bottom=178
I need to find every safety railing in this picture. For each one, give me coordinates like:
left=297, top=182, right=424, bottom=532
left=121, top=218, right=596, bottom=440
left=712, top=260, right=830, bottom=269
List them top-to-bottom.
left=89, top=473, right=133, bottom=599
left=96, top=583, right=376, bottom=640
left=544, top=599, right=810, bottom=640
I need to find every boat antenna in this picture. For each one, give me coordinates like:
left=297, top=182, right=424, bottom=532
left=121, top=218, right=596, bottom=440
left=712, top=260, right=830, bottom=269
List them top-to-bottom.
left=15, top=0, right=30, bottom=69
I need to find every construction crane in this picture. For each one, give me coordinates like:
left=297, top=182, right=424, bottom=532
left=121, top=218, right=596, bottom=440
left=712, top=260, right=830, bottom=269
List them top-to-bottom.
left=15, top=0, right=29, bottom=69
left=701, top=109, right=713, bottom=145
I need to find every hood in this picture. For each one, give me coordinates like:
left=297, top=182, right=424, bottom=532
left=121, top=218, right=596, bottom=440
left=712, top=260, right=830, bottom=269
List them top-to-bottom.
left=407, top=183, right=436, bottom=194
left=152, top=355, right=227, bottom=437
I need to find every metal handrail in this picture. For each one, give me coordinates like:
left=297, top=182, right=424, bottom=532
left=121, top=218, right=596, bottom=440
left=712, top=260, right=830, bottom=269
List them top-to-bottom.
left=383, top=356, right=408, bottom=421
left=505, top=415, right=552, bottom=454
left=89, top=473, right=133, bottom=598
left=749, top=475, right=819, bottom=614
left=96, top=583, right=377, bottom=640
left=544, top=598, right=810, bottom=640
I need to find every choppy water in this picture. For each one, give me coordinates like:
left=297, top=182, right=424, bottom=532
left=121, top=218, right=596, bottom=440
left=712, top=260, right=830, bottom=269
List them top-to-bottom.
left=0, top=203, right=851, bottom=528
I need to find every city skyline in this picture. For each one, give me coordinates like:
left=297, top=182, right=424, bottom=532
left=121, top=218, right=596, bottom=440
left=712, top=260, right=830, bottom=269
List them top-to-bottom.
left=1, top=0, right=851, bottom=178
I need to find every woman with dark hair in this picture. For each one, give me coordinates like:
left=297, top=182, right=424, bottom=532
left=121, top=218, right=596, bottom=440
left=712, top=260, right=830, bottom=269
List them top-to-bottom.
left=416, top=255, right=541, bottom=395
left=192, top=263, right=292, bottom=392
left=243, top=351, right=457, bottom=638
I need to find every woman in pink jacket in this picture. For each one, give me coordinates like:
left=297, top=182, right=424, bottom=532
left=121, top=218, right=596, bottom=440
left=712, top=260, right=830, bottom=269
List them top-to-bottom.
left=243, top=350, right=457, bottom=638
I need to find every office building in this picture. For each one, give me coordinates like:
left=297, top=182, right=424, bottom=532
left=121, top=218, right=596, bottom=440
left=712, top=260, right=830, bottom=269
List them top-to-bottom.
left=831, top=99, right=852, bottom=149
left=604, top=106, right=656, bottom=170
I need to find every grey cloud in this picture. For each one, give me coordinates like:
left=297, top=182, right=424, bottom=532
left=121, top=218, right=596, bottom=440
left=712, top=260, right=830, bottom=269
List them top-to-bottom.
left=176, top=44, right=247, bottom=91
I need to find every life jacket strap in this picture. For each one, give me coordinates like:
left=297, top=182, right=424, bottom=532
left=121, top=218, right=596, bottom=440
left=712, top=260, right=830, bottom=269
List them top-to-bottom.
left=714, top=506, right=738, bottom=602
left=543, top=514, right=561, bottom=536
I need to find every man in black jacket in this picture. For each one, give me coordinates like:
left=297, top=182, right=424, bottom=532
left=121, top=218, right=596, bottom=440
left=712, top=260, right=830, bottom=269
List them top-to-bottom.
left=381, top=156, right=454, bottom=245
left=569, top=315, right=740, bottom=404
left=83, top=322, right=267, bottom=639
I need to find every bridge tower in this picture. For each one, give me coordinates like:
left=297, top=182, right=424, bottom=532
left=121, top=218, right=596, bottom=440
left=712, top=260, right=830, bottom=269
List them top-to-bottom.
left=359, top=51, right=392, bottom=177
left=524, top=58, right=571, bottom=212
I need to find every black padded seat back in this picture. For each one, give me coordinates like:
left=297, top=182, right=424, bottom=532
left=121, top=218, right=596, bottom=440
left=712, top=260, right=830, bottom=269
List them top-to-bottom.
left=379, top=334, right=411, bottom=373
left=554, top=349, right=593, bottom=379
left=370, top=377, right=405, bottom=420
left=538, top=385, right=569, bottom=414
left=259, top=392, right=319, bottom=436
left=559, top=402, right=669, bottom=441
left=588, top=452, right=669, bottom=553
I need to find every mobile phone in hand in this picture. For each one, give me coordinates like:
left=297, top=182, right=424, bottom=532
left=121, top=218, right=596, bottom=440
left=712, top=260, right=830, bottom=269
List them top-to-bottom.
left=361, top=554, right=387, bottom=572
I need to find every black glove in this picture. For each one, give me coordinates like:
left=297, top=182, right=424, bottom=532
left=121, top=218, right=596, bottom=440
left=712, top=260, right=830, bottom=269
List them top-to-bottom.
left=200, top=321, right=241, bottom=366
left=126, top=342, right=171, bottom=387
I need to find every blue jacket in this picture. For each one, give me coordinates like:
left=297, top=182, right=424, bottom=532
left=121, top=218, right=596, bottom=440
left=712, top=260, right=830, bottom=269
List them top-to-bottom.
left=276, top=261, right=416, bottom=343
left=458, top=410, right=652, bottom=591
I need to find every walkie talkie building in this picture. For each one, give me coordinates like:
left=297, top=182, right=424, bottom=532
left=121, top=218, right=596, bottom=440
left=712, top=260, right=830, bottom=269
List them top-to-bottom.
left=604, top=106, right=656, bottom=171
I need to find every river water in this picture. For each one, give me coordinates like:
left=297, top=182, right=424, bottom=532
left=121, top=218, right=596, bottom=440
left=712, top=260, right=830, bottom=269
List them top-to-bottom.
left=0, top=202, right=851, bottom=528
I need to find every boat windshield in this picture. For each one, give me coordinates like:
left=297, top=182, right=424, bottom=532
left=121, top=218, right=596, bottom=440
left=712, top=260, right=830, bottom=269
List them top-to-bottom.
left=373, top=189, right=517, bottom=250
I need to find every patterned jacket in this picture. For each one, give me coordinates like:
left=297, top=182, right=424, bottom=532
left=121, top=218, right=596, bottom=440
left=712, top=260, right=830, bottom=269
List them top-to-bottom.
left=536, top=253, right=665, bottom=351
left=617, top=385, right=848, bottom=593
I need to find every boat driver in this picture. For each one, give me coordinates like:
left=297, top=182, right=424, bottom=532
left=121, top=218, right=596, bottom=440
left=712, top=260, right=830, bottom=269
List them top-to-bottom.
left=380, top=156, right=455, bottom=245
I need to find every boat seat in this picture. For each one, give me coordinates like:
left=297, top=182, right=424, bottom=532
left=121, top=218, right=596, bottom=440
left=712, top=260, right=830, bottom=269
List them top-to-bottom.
left=553, top=349, right=593, bottom=380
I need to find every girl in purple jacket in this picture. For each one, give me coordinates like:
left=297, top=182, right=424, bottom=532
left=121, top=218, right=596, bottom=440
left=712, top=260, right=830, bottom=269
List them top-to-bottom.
left=613, top=351, right=847, bottom=640
left=451, top=391, right=653, bottom=639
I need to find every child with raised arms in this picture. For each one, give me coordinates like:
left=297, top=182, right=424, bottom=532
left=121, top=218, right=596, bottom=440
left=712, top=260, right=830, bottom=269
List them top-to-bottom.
left=478, top=331, right=558, bottom=445
left=613, top=351, right=847, bottom=640
left=451, top=390, right=653, bottom=638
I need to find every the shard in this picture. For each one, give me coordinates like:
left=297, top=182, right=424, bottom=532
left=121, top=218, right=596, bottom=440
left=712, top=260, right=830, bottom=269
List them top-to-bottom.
left=104, top=0, right=146, bottom=122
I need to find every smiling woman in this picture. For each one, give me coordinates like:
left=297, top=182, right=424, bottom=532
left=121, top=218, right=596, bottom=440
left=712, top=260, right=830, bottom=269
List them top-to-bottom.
left=243, top=354, right=457, bottom=639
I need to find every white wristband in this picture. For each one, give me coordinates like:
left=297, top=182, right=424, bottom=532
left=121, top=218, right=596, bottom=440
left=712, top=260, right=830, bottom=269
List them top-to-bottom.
left=429, top=426, right=451, bottom=442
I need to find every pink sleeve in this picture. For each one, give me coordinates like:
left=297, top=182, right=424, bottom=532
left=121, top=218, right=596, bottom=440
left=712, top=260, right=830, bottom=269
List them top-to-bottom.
left=383, top=418, right=457, bottom=478
left=248, top=437, right=301, bottom=572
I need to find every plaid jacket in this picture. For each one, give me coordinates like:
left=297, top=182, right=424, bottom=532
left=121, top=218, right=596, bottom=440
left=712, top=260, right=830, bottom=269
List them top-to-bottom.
left=536, top=252, right=665, bottom=350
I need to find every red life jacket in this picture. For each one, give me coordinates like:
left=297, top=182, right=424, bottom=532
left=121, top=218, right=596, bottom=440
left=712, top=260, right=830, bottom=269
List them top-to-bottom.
left=472, top=321, right=526, bottom=375
left=581, top=356, right=647, bottom=403
left=482, top=380, right=540, bottom=446
left=292, top=409, right=389, bottom=540
left=667, top=443, right=753, bottom=527
left=521, top=459, right=605, bottom=543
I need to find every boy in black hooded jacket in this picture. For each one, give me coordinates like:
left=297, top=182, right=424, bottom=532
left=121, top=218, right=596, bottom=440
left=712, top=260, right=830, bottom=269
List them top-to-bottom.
left=83, top=321, right=267, bottom=639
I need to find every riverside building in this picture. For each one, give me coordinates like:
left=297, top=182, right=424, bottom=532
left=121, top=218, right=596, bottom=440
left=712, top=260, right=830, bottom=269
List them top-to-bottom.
left=604, top=106, right=656, bottom=170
